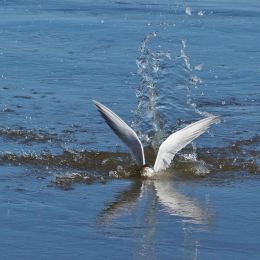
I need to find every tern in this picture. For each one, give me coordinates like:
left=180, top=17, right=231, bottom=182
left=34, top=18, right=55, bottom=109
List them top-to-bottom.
left=93, top=100, right=219, bottom=177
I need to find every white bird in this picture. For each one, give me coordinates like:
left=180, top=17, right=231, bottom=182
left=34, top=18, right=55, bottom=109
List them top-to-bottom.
left=93, top=100, right=219, bottom=177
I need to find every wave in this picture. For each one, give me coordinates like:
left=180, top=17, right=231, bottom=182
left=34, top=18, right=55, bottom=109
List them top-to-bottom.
left=0, top=135, right=258, bottom=189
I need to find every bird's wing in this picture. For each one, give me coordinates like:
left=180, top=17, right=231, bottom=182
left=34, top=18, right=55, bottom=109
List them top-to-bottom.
left=93, top=100, right=145, bottom=166
left=153, top=116, right=220, bottom=172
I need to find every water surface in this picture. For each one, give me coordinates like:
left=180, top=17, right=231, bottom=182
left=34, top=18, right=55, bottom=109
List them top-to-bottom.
left=0, top=0, right=259, bottom=259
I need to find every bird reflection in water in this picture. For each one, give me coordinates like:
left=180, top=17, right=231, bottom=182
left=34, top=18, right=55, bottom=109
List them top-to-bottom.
left=96, top=177, right=213, bottom=259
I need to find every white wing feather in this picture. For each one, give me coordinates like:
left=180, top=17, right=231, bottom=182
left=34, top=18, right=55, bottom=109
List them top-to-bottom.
left=93, top=100, right=145, bottom=166
left=153, top=116, right=220, bottom=172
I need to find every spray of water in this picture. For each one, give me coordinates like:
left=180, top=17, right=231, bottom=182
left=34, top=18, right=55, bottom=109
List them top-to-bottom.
left=132, top=32, right=171, bottom=150
left=133, top=33, right=213, bottom=174
left=178, top=39, right=212, bottom=117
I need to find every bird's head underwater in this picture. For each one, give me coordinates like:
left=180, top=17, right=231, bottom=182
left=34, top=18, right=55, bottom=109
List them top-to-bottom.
left=141, top=164, right=155, bottom=178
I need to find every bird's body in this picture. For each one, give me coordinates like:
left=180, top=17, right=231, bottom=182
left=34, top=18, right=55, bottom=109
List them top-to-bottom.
left=93, top=100, right=219, bottom=176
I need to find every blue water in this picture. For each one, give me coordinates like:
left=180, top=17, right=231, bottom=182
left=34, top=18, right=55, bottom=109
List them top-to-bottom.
left=0, top=0, right=259, bottom=259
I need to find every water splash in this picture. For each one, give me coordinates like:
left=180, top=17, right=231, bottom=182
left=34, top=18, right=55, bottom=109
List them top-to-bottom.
left=185, top=6, right=192, bottom=16
left=133, top=32, right=171, bottom=150
left=132, top=33, right=215, bottom=174
left=178, top=39, right=212, bottom=118
left=176, top=40, right=213, bottom=175
left=0, top=135, right=258, bottom=189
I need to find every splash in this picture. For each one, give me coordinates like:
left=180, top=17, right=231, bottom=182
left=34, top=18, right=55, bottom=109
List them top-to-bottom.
left=185, top=6, right=192, bottom=16
left=133, top=32, right=170, bottom=150
left=132, top=33, right=215, bottom=174
left=178, top=39, right=212, bottom=117
left=177, top=40, right=213, bottom=176
left=0, top=135, right=258, bottom=189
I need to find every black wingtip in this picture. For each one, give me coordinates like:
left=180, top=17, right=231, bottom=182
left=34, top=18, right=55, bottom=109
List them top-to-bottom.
left=93, top=99, right=98, bottom=106
left=93, top=100, right=102, bottom=110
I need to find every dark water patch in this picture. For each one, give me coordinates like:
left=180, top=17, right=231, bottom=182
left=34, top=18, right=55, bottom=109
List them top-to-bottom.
left=213, top=9, right=260, bottom=18
left=31, top=90, right=40, bottom=95
left=13, top=95, right=32, bottom=99
left=196, top=96, right=259, bottom=108
left=197, top=97, right=241, bottom=107
left=2, top=107, right=15, bottom=113
left=0, top=127, right=61, bottom=144
left=231, top=135, right=260, bottom=148
left=198, top=136, right=260, bottom=174
left=0, top=150, right=134, bottom=172
left=53, top=173, right=103, bottom=190
left=15, top=187, right=26, bottom=192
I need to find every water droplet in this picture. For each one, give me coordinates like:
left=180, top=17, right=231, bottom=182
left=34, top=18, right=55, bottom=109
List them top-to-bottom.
left=185, top=6, right=192, bottom=16
left=197, top=10, right=204, bottom=16
left=194, top=64, right=203, bottom=71
left=109, top=170, right=119, bottom=178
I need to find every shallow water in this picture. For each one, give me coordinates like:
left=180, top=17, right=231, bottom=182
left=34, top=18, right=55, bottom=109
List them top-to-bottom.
left=0, top=0, right=259, bottom=259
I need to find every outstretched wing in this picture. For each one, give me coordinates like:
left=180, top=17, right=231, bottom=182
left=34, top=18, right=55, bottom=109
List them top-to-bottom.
left=93, top=100, right=145, bottom=166
left=154, top=116, right=220, bottom=172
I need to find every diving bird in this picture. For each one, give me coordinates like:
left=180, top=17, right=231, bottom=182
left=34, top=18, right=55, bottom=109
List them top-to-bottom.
left=93, top=100, right=219, bottom=177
